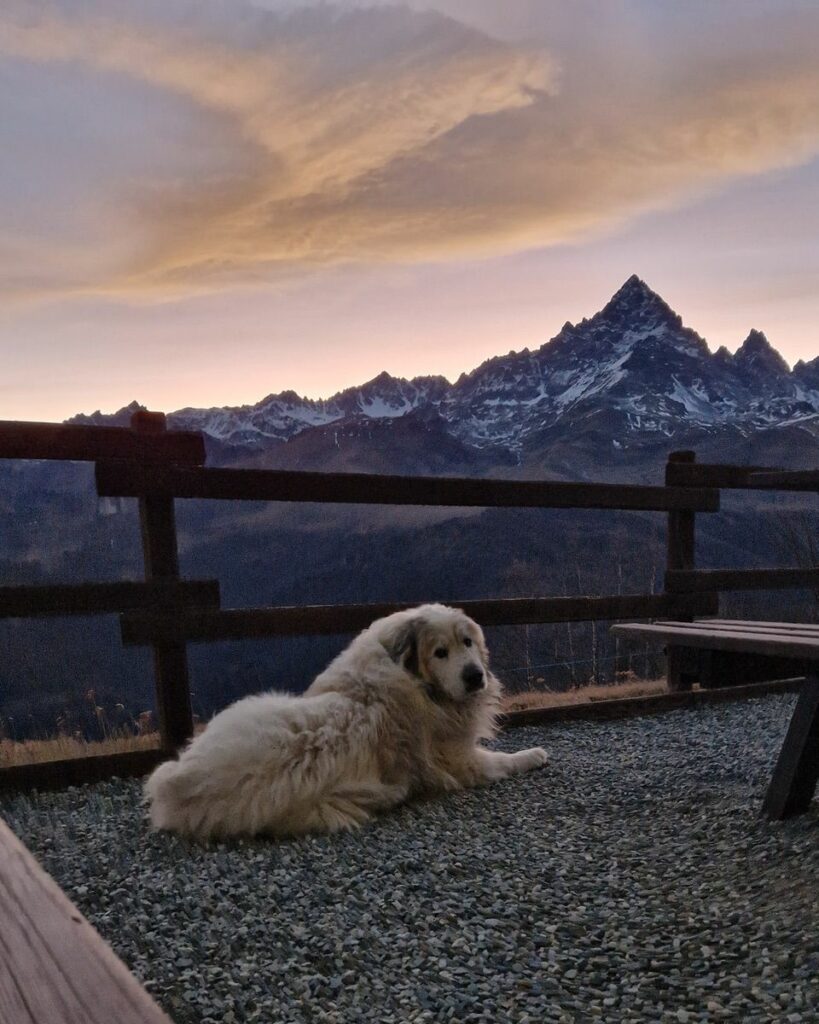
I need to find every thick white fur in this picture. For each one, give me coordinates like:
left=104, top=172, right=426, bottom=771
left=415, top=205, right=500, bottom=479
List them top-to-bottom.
left=144, top=604, right=548, bottom=840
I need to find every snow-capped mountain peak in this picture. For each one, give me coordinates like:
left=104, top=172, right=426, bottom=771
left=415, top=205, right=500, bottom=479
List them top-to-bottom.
left=599, top=274, right=679, bottom=326
left=68, top=276, right=819, bottom=458
left=733, top=329, right=790, bottom=379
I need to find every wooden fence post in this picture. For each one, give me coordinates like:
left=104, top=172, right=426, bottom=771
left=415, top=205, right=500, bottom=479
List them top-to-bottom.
left=131, top=410, right=194, bottom=752
left=666, top=451, right=698, bottom=692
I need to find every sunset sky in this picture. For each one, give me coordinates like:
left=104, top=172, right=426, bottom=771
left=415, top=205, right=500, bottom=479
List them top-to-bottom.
left=2, top=0, right=819, bottom=421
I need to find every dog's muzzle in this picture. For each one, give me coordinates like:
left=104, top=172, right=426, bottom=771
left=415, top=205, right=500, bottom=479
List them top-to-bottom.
left=462, top=665, right=485, bottom=693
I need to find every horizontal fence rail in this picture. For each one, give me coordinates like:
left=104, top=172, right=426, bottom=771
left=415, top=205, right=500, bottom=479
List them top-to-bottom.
left=0, top=419, right=205, bottom=465
left=96, top=461, right=720, bottom=512
left=666, top=461, right=819, bottom=491
left=750, top=470, right=819, bottom=490
left=665, top=568, right=819, bottom=594
left=0, top=580, right=220, bottom=618
left=120, top=593, right=718, bottom=645
left=0, top=750, right=167, bottom=794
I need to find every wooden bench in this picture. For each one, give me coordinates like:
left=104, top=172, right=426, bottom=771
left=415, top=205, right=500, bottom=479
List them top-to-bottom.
left=610, top=619, right=819, bottom=820
left=0, top=816, right=173, bottom=1024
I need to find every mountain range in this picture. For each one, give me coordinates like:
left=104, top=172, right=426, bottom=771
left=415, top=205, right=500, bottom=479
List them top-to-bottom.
left=6, top=275, right=819, bottom=737
left=71, top=275, right=819, bottom=477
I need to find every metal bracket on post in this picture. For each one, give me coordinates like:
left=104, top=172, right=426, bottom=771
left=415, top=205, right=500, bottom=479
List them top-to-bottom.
left=131, top=410, right=194, bottom=752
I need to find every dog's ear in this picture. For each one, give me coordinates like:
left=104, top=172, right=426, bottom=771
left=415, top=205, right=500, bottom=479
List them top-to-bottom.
left=384, top=618, right=421, bottom=677
left=475, top=628, right=490, bottom=670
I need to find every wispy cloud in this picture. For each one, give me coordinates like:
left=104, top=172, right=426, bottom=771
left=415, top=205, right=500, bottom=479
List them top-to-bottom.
left=1, top=0, right=818, bottom=299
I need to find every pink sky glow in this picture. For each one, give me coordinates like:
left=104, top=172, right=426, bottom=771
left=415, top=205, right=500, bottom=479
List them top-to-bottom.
left=1, top=0, right=818, bottom=420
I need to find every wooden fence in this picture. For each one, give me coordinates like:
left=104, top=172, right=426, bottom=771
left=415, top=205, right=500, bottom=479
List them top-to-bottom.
left=1, top=413, right=817, bottom=791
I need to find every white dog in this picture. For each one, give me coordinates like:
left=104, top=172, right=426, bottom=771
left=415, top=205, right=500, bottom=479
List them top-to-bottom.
left=144, top=604, right=548, bottom=840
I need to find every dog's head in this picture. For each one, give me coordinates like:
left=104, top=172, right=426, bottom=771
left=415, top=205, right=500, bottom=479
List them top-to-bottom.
left=379, top=604, right=491, bottom=702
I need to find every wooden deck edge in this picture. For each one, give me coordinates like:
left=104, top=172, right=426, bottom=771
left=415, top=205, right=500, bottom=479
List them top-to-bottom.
left=499, top=677, right=804, bottom=729
left=0, top=748, right=168, bottom=794
left=0, top=816, right=174, bottom=1024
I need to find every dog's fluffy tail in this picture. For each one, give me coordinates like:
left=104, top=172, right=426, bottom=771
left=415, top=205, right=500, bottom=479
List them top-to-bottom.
left=144, top=757, right=231, bottom=839
left=143, top=758, right=196, bottom=833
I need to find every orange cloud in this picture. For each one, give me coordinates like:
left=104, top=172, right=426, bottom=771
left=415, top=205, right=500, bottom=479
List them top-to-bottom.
left=1, top=0, right=818, bottom=299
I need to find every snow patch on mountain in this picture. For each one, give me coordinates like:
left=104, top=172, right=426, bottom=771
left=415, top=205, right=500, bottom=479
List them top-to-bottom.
left=69, top=276, right=819, bottom=458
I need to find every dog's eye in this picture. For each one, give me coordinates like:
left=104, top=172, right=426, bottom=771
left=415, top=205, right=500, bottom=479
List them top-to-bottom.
left=463, top=638, right=473, bottom=648
left=434, top=647, right=448, bottom=659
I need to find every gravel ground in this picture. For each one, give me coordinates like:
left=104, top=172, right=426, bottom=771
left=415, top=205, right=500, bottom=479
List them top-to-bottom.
left=3, top=694, right=819, bottom=1024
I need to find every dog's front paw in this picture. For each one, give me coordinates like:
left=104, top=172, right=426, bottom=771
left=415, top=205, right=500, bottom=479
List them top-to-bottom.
left=519, top=746, right=549, bottom=771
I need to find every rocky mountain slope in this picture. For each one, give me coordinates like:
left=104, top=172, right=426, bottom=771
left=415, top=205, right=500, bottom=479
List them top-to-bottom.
left=71, top=275, right=819, bottom=476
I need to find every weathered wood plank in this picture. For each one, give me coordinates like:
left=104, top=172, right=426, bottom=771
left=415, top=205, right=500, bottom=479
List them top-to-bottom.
left=0, top=418, right=204, bottom=465
left=96, top=461, right=720, bottom=512
left=666, top=568, right=819, bottom=593
left=0, top=580, right=219, bottom=619
left=120, top=593, right=718, bottom=645
left=660, top=619, right=819, bottom=637
left=693, top=619, right=819, bottom=633
left=662, top=620, right=819, bottom=635
left=610, top=622, right=819, bottom=659
left=762, top=675, right=819, bottom=819
left=0, top=749, right=166, bottom=794
left=0, top=816, right=174, bottom=1024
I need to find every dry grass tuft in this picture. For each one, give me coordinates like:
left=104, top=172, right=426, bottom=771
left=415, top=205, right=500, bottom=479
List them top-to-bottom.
left=502, top=677, right=666, bottom=712
left=1, top=680, right=667, bottom=768
left=0, top=732, right=160, bottom=768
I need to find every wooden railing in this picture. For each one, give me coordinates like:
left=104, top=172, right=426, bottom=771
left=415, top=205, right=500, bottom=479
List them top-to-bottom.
left=0, top=412, right=217, bottom=788
left=2, top=415, right=817, bottom=790
left=0, top=416, right=205, bottom=464
left=94, top=437, right=718, bottom=747
left=94, top=460, right=717, bottom=510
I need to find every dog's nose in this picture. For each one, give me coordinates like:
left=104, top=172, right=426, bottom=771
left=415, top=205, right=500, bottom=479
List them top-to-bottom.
left=462, top=665, right=485, bottom=693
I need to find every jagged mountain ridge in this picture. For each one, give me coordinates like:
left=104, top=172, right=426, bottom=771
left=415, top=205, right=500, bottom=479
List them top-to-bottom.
left=71, top=275, right=819, bottom=462
left=9, top=276, right=819, bottom=734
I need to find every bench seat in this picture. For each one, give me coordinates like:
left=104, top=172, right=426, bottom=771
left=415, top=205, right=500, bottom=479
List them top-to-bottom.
left=611, top=618, right=819, bottom=659
left=610, top=619, right=819, bottom=821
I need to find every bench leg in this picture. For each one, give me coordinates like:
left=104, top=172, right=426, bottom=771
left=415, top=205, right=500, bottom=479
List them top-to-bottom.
left=667, top=646, right=695, bottom=692
left=762, top=675, right=819, bottom=820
